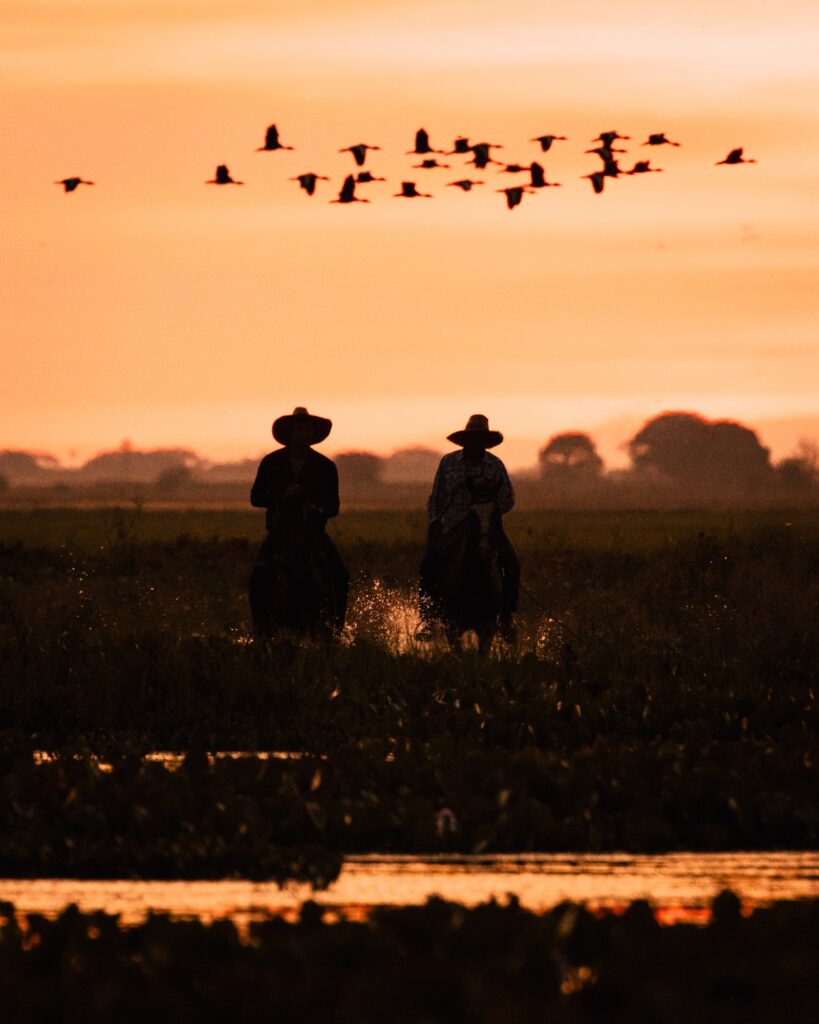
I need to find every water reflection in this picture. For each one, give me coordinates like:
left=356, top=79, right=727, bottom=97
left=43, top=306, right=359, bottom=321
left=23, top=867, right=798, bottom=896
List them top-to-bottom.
left=2, top=852, right=816, bottom=927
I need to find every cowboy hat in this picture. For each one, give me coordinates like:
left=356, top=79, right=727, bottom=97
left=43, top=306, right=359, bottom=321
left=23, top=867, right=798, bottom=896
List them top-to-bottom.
left=272, top=406, right=332, bottom=446
left=447, top=413, right=503, bottom=449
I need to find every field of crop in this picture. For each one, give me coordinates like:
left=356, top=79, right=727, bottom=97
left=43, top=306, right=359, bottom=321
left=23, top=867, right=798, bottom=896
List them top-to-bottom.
left=1, top=508, right=817, bottom=876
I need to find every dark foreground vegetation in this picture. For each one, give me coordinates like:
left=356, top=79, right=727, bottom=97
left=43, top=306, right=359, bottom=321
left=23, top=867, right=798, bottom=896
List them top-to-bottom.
left=1, top=510, right=817, bottom=871
left=1, top=894, right=817, bottom=1023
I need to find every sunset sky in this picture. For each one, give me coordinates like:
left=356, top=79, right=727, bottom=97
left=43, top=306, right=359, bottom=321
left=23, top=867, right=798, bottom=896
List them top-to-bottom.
left=3, top=0, right=818, bottom=469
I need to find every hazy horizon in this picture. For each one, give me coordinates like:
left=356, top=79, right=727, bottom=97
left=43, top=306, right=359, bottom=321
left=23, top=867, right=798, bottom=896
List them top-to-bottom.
left=3, top=1, right=818, bottom=466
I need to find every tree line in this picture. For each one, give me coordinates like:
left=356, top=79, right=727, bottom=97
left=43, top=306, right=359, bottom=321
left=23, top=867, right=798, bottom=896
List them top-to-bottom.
left=1, top=412, right=816, bottom=500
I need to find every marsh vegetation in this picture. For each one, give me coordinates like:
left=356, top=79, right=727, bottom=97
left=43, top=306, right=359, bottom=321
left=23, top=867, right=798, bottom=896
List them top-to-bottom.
left=1, top=509, right=816, bottom=877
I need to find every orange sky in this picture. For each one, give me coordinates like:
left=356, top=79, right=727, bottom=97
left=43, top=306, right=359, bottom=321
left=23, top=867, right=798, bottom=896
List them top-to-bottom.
left=2, top=0, right=818, bottom=469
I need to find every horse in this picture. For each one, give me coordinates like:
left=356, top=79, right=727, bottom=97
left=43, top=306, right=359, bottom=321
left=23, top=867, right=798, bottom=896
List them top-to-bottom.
left=437, top=500, right=504, bottom=652
left=248, top=507, right=344, bottom=641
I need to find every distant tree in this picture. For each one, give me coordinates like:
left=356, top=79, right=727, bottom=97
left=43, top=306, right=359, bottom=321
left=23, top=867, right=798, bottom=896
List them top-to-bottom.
left=627, top=412, right=771, bottom=488
left=538, top=433, right=604, bottom=480
left=776, top=439, right=818, bottom=493
left=78, top=445, right=201, bottom=482
left=383, top=446, right=443, bottom=484
left=0, top=449, right=60, bottom=481
left=335, top=451, right=384, bottom=487
left=201, top=458, right=260, bottom=483
left=154, top=463, right=194, bottom=493
left=0, top=473, right=9, bottom=493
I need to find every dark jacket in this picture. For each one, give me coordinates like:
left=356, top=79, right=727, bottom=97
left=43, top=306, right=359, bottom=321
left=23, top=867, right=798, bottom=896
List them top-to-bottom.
left=250, top=448, right=340, bottom=532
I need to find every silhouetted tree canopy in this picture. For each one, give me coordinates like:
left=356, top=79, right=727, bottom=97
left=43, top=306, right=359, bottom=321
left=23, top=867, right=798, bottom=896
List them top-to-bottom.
left=628, top=412, right=771, bottom=487
left=538, top=433, right=604, bottom=479
left=776, top=440, right=818, bottom=493
left=77, top=445, right=201, bottom=482
left=383, top=446, right=443, bottom=483
left=0, top=450, right=60, bottom=480
left=335, top=451, right=384, bottom=486
left=201, top=458, right=260, bottom=482
left=154, top=464, right=194, bottom=492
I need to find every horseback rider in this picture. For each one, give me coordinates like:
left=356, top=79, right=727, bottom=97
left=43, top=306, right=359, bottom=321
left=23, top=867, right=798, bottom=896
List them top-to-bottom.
left=248, top=407, right=348, bottom=636
left=416, top=414, right=520, bottom=642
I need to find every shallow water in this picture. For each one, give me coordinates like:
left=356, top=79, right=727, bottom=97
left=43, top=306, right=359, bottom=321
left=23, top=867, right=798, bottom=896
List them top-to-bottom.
left=2, top=852, right=817, bottom=926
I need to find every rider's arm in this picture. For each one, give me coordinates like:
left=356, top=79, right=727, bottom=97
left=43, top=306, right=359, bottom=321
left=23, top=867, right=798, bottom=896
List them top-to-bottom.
left=250, top=456, right=274, bottom=508
left=319, top=460, right=341, bottom=519
left=427, top=461, right=445, bottom=523
left=497, top=464, right=515, bottom=514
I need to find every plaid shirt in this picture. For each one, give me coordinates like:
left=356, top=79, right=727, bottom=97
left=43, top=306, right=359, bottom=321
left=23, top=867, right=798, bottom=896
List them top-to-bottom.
left=427, top=450, right=515, bottom=533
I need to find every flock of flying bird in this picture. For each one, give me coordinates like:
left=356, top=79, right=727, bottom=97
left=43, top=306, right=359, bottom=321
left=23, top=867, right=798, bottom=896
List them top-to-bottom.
left=54, top=124, right=757, bottom=210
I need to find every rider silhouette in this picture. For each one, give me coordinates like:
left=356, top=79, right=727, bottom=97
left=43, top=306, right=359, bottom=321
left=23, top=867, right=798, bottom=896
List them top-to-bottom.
left=249, top=407, right=348, bottom=636
left=417, top=414, right=520, bottom=642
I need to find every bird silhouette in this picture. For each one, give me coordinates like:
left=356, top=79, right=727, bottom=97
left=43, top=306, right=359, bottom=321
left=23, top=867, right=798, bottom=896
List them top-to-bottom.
left=256, top=124, right=293, bottom=151
left=407, top=128, right=443, bottom=155
left=594, top=131, right=630, bottom=145
left=642, top=133, right=680, bottom=147
left=530, top=134, right=568, bottom=152
left=447, top=136, right=472, bottom=154
left=469, top=142, right=503, bottom=169
left=340, top=143, right=381, bottom=166
left=585, top=147, right=623, bottom=177
left=716, top=147, right=757, bottom=165
left=413, top=158, right=450, bottom=169
left=626, top=160, right=663, bottom=175
left=529, top=162, right=561, bottom=188
left=499, top=163, right=529, bottom=173
left=206, top=165, right=243, bottom=185
left=356, top=171, right=386, bottom=183
left=582, top=171, right=607, bottom=195
left=290, top=173, right=330, bottom=195
left=331, top=175, right=369, bottom=204
left=54, top=177, right=94, bottom=192
left=447, top=179, right=484, bottom=191
left=395, top=181, right=432, bottom=198
left=497, top=186, right=533, bottom=210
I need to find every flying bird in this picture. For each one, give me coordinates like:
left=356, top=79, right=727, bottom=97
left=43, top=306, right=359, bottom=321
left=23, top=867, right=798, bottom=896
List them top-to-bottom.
left=256, top=124, right=294, bottom=151
left=407, top=128, right=443, bottom=155
left=593, top=131, right=630, bottom=145
left=642, top=133, right=680, bottom=147
left=530, top=134, right=568, bottom=152
left=447, top=136, right=472, bottom=154
left=469, top=142, right=503, bottom=169
left=340, top=143, right=381, bottom=166
left=585, top=147, right=623, bottom=177
left=716, top=147, right=757, bottom=165
left=413, top=158, right=450, bottom=169
left=626, top=160, right=663, bottom=175
left=529, top=162, right=560, bottom=188
left=499, top=163, right=529, bottom=174
left=206, top=165, right=243, bottom=185
left=356, top=171, right=386, bottom=183
left=582, top=171, right=607, bottom=194
left=290, top=173, right=330, bottom=195
left=331, top=175, right=369, bottom=204
left=54, top=177, right=94, bottom=192
left=447, top=179, right=484, bottom=191
left=395, top=181, right=432, bottom=198
left=497, top=185, right=533, bottom=210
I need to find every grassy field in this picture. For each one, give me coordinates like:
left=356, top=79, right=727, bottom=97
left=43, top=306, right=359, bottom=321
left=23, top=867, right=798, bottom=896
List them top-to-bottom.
left=1, top=507, right=817, bottom=871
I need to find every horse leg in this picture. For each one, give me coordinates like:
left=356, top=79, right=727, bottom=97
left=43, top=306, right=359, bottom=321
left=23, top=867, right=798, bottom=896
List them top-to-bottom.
left=248, top=564, right=277, bottom=639
left=477, top=626, right=497, bottom=655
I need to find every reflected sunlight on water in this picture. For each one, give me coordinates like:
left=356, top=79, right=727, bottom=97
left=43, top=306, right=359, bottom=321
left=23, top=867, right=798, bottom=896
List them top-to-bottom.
left=2, top=852, right=816, bottom=927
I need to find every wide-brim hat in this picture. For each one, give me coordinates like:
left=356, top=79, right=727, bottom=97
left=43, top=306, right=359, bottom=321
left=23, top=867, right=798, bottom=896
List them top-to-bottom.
left=272, top=406, right=332, bottom=446
left=447, top=413, right=503, bottom=449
